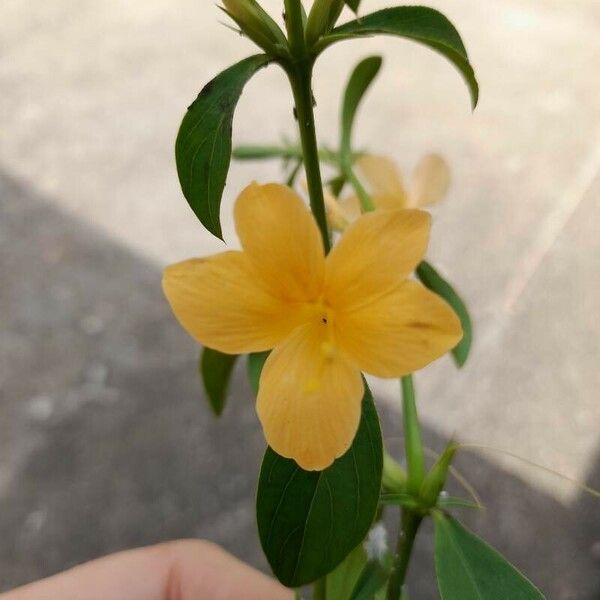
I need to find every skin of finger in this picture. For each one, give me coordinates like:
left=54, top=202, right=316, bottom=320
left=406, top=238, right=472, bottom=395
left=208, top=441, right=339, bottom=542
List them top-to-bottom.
left=0, top=540, right=294, bottom=600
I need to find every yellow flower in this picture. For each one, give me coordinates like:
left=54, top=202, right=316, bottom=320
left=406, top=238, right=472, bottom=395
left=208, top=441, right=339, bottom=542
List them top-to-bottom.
left=329, top=153, right=451, bottom=229
left=162, top=182, right=462, bottom=470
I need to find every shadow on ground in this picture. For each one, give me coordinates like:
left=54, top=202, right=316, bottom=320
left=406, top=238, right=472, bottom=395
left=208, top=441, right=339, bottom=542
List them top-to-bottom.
left=1, top=171, right=598, bottom=598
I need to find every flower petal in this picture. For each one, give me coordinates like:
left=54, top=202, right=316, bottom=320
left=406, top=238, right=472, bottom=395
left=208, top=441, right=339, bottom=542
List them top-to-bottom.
left=410, top=153, right=451, bottom=207
left=357, top=154, right=407, bottom=199
left=235, top=182, right=325, bottom=302
left=373, top=192, right=409, bottom=211
left=339, top=193, right=407, bottom=223
left=338, top=194, right=361, bottom=222
left=325, top=209, right=431, bottom=309
left=162, top=252, right=305, bottom=354
left=334, top=280, right=463, bottom=378
left=256, top=323, right=364, bottom=471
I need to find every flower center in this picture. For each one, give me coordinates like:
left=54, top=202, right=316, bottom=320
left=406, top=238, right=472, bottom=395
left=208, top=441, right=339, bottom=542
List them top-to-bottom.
left=301, top=302, right=338, bottom=394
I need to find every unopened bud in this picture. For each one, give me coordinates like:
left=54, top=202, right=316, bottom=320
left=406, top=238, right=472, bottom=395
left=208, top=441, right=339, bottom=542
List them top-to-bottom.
left=222, top=0, right=287, bottom=54
left=305, top=0, right=345, bottom=48
left=324, top=190, right=350, bottom=231
left=419, top=441, right=457, bottom=507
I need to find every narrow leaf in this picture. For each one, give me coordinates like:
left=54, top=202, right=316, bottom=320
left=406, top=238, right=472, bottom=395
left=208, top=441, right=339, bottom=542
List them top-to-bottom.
left=325, top=7, right=479, bottom=108
left=175, top=54, right=271, bottom=238
left=340, top=56, right=383, bottom=163
left=232, top=145, right=301, bottom=160
left=416, top=261, right=472, bottom=367
left=199, top=348, right=238, bottom=416
left=247, top=351, right=270, bottom=395
left=257, top=384, right=383, bottom=587
left=420, top=441, right=457, bottom=507
left=378, top=493, right=420, bottom=509
left=436, top=496, right=482, bottom=511
left=434, top=513, right=545, bottom=599
left=326, top=544, right=368, bottom=600
left=350, top=561, right=390, bottom=600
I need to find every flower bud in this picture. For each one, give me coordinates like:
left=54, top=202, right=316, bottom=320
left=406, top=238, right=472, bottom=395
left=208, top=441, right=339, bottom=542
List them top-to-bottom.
left=222, top=0, right=287, bottom=54
left=305, top=0, right=345, bottom=48
left=324, top=190, right=350, bottom=232
left=419, top=441, right=457, bottom=507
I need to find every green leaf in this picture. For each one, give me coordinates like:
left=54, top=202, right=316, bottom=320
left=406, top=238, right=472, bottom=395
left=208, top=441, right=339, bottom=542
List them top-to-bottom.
left=305, top=0, right=346, bottom=48
left=324, top=7, right=479, bottom=108
left=175, top=54, right=271, bottom=238
left=340, top=56, right=382, bottom=163
left=232, top=145, right=301, bottom=160
left=416, top=260, right=473, bottom=368
left=199, top=348, right=238, bottom=416
left=247, top=351, right=270, bottom=395
left=257, top=384, right=383, bottom=587
left=378, top=493, right=420, bottom=509
left=436, top=496, right=482, bottom=511
left=434, top=514, right=545, bottom=599
left=326, top=544, right=368, bottom=600
left=349, top=560, right=390, bottom=600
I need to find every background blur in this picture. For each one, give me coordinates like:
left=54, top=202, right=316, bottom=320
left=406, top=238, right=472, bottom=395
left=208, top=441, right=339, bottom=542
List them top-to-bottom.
left=1, top=0, right=599, bottom=597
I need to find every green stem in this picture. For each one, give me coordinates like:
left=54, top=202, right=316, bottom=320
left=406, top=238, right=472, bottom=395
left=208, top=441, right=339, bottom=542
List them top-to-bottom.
left=281, top=0, right=329, bottom=251
left=286, top=62, right=331, bottom=252
left=346, top=166, right=375, bottom=212
left=385, top=375, right=426, bottom=599
left=401, top=375, right=426, bottom=495
left=386, top=510, right=422, bottom=600
left=313, top=577, right=327, bottom=600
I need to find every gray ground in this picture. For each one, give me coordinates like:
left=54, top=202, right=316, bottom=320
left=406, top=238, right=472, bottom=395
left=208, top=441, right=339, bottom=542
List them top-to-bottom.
left=1, top=0, right=599, bottom=598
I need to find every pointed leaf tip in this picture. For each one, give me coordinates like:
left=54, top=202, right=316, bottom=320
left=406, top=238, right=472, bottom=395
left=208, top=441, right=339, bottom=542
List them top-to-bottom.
left=416, top=261, right=473, bottom=368
left=200, top=348, right=238, bottom=416
left=434, top=514, right=546, bottom=599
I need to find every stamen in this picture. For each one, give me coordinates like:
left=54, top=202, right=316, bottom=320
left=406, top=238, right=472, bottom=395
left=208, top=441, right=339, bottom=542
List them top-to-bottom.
left=320, top=341, right=335, bottom=359
left=304, top=377, right=320, bottom=393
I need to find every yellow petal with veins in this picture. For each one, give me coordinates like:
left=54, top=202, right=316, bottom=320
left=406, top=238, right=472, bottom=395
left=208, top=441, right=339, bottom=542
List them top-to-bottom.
left=410, top=153, right=451, bottom=207
left=235, top=182, right=325, bottom=303
left=325, top=209, right=431, bottom=309
left=162, top=252, right=306, bottom=354
left=334, top=280, right=463, bottom=377
left=257, top=322, right=364, bottom=470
